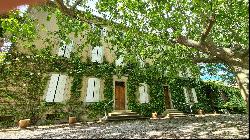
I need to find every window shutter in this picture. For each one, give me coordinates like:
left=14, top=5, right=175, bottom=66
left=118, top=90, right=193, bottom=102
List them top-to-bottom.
left=101, top=27, right=107, bottom=36
left=64, top=41, right=74, bottom=58
left=58, top=44, right=66, bottom=57
left=91, top=47, right=98, bottom=62
left=97, top=47, right=103, bottom=63
left=115, top=56, right=124, bottom=66
left=139, top=59, right=145, bottom=67
left=45, top=74, right=59, bottom=102
left=54, top=75, right=67, bottom=102
left=86, top=78, right=94, bottom=102
left=86, top=78, right=100, bottom=102
left=93, top=78, right=100, bottom=102
left=139, top=83, right=148, bottom=103
left=139, top=84, right=144, bottom=103
left=144, top=84, right=149, bottom=103
left=183, top=87, right=189, bottom=103
left=192, top=88, right=198, bottom=103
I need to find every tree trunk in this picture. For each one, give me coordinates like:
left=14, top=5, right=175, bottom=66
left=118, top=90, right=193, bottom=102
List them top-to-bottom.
left=233, top=67, right=249, bottom=113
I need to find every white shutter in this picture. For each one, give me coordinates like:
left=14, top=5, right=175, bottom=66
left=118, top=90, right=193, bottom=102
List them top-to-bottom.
left=90, top=23, right=96, bottom=29
left=101, top=27, right=107, bottom=36
left=64, top=41, right=74, bottom=58
left=58, top=44, right=66, bottom=57
left=96, top=46, right=103, bottom=63
left=91, top=47, right=98, bottom=62
left=99, top=47, right=103, bottom=63
left=115, top=56, right=124, bottom=66
left=139, top=59, right=145, bottom=67
left=45, top=74, right=59, bottom=102
left=54, top=75, right=67, bottom=102
left=86, top=78, right=94, bottom=102
left=86, top=78, right=100, bottom=102
left=93, top=78, right=100, bottom=102
left=139, top=83, right=148, bottom=103
left=144, top=84, right=149, bottom=103
left=139, top=85, right=144, bottom=103
left=183, top=87, right=189, bottom=103
left=192, top=88, right=198, bottom=103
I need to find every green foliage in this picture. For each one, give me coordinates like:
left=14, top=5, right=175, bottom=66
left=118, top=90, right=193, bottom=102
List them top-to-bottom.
left=0, top=5, right=247, bottom=128
left=0, top=11, right=37, bottom=43
left=0, top=49, right=246, bottom=128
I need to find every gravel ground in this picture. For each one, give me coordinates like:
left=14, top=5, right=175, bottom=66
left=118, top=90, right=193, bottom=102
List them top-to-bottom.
left=0, top=114, right=248, bottom=139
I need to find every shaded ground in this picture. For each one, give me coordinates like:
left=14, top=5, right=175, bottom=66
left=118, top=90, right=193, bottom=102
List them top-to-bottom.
left=0, top=114, right=248, bottom=139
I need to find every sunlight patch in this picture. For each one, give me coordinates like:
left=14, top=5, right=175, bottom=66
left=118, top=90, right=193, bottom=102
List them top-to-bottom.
left=212, top=127, right=239, bottom=135
left=146, top=131, right=163, bottom=137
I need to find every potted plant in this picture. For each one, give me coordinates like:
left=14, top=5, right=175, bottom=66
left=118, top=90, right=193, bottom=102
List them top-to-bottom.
left=67, top=103, right=78, bottom=124
left=193, top=103, right=205, bottom=115
left=68, top=116, right=77, bottom=124
left=19, top=119, right=30, bottom=128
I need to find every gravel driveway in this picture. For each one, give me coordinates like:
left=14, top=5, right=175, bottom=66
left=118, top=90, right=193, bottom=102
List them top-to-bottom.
left=0, top=114, right=248, bottom=139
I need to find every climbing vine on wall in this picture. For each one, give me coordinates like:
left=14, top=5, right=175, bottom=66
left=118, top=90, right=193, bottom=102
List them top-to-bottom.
left=0, top=6, right=247, bottom=128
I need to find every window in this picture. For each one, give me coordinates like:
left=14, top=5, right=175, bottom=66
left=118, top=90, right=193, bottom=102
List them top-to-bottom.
left=101, top=27, right=107, bottom=36
left=0, top=38, right=12, bottom=63
left=58, top=40, right=74, bottom=58
left=91, top=46, right=103, bottom=63
left=136, top=55, right=145, bottom=67
left=115, top=56, right=124, bottom=66
left=179, top=68, right=192, bottom=77
left=45, top=74, right=67, bottom=102
left=86, top=78, right=101, bottom=102
left=139, top=83, right=149, bottom=103
left=183, top=87, right=198, bottom=104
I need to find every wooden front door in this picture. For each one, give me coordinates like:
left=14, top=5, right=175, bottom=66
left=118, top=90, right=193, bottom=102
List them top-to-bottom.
left=115, top=81, right=125, bottom=110
left=164, top=86, right=172, bottom=109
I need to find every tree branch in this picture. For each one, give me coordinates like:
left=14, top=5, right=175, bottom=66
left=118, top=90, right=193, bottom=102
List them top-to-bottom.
left=72, top=0, right=82, bottom=9
left=46, top=1, right=248, bottom=70
left=200, top=15, right=216, bottom=43
left=175, top=35, right=209, bottom=53
left=192, top=56, right=225, bottom=64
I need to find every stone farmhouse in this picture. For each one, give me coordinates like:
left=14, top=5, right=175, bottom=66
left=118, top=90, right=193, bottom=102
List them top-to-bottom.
left=3, top=7, right=238, bottom=124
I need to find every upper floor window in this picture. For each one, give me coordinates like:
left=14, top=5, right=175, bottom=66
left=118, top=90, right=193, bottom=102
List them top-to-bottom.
left=101, top=27, right=107, bottom=36
left=0, top=38, right=12, bottom=63
left=58, top=40, right=74, bottom=58
left=91, top=46, right=103, bottom=63
left=136, top=55, right=145, bottom=67
left=115, top=56, right=124, bottom=66
left=179, top=68, right=192, bottom=77
left=45, top=74, right=67, bottom=102
left=86, top=78, right=101, bottom=102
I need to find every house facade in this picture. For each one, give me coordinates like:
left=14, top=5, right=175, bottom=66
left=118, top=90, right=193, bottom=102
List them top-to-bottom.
left=0, top=7, right=207, bottom=124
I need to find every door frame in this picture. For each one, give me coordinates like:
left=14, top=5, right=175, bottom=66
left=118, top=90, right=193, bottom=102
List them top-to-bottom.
left=113, top=75, right=128, bottom=110
left=163, top=84, right=173, bottom=109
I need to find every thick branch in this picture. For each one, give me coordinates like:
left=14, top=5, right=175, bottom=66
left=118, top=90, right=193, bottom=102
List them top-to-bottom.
left=49, top=0, right=151, bottom=37
left=200, top=15, right=216, bottom=43
left=175, top=36, right=210, bottom=53
left=192, top=56, right=225, bottom=64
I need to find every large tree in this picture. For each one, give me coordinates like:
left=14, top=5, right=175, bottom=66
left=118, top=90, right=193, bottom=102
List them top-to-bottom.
left=1, top=0, right=249, bottom=109
left=44, top=0, right=248, bottom=109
